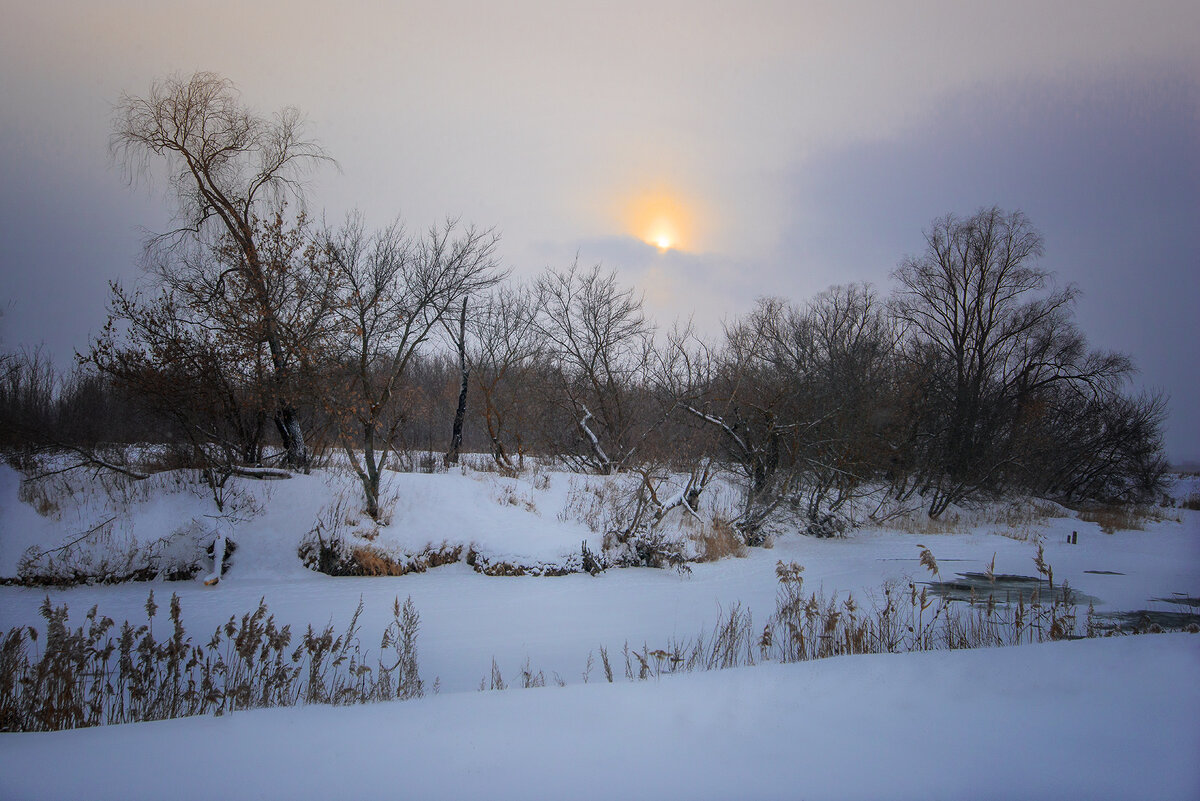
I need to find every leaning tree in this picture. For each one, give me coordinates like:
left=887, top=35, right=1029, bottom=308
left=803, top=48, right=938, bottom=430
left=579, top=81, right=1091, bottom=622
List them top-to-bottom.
left=110, top=71, right=333, bottom=470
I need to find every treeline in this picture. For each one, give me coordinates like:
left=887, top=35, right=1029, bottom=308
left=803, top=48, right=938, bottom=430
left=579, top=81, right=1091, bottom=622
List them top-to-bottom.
left=0, top=72, right=1168, bottom=539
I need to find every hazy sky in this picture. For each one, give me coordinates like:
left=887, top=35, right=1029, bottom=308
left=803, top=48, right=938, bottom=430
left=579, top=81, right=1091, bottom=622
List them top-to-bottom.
left=1, top=1, right=1197, bottom=461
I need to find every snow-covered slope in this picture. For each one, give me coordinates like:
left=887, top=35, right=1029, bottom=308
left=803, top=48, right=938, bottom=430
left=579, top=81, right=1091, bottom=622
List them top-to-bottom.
left=1, top=461, right=1198, bottom=798
left=2, top=462, right=1198, bottom=694
left=2, top=634, right=1196, bottom=801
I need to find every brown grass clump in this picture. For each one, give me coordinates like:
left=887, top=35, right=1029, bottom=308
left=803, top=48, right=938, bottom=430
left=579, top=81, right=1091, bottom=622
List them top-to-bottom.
left=19, top=481, right=61, bottom=518
left=495, top=484, right=539, bottom=514
left=1180, top=493, right=1200, bottom=511
left=987, top=499, right=1064, bottom=527
left=1076, top=503, right=1179, bottom=534
left=1078, top=505, right=1143, bottom=534
left=889, top=513, right=966, bottom=536
left=696, top=515, right=746, bottom=562
left=990, top=526, right=1041, bottom=543
left=350, top=543, right=464, bottom=576
left=351, top=548, right=407, bottom=576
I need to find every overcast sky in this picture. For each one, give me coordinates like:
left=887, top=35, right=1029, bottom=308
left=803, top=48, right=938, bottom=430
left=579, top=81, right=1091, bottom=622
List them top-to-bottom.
left=1, top=1, right=1197, bottom=461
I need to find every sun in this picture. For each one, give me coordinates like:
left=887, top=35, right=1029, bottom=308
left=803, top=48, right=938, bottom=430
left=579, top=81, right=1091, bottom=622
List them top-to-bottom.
left=625, top=190, right=692, bottom=253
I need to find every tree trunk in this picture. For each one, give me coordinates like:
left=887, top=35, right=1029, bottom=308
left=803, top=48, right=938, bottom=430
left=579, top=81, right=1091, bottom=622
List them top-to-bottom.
left=445, top=297, right=469, bottom=466
left=275, top=405, right=309, bottom=472
left=362, top=475, right=380, bottom=520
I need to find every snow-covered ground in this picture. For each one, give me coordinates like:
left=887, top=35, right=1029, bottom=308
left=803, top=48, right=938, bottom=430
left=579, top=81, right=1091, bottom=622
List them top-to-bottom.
left=1, top=462, right=1198, bottom=799
left=2, top=635, right=1196, bottom=800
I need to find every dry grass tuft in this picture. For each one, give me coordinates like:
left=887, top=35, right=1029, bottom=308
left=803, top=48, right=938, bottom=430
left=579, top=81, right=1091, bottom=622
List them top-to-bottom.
left=18, top=480, right=61, bottom=518
left=494, top=484, right=539, bottom=515
left=986, top=499, right=1065, bottom=527
left=1076, top=503, right=1180, bottom=534
left=1078, top=505, right=1142, bottom=534
left=889, top=513, right=966, bottom=535
left=695, top=514, right=746, bottom=562
left=990, top=525, right=1042, bottom=543
left=350, top=543, right=464, bottom=577
left=916, top=544, right=940, bottom=577
left=351, top=547, right=406, bottom=576
left=0, top=593, right=424, bottom=732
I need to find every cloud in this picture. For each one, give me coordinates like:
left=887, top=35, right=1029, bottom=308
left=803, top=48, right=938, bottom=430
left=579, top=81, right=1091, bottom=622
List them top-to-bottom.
left=773, top=62, right=1200, bottom=460
left=528, top=235, right=763, bottom=333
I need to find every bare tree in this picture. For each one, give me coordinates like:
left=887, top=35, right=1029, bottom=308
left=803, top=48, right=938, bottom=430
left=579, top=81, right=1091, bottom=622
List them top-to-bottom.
left=111, top=72, right=333, bottom=469
left=891, top=207, right=1136, bottom=515
left=90, top=211, right=335, bottom=473
left=322, top=215, right=501, bottom=518
left=534, top=262, right=661, bottom=474
left=88, top=283, right=283, bottom=493
left=465, top=283, right=546, bottom=469
left=783, top=284, right=904, bottom=530
left=674, top=298, right=807, bottom=541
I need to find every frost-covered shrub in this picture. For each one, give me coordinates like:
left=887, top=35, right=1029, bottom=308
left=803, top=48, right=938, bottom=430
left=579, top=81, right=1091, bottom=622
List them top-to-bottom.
left=557, top=474, right=693, bottom=570
left=298, top=499, right=465, bottom=576
left=802, top=513, right=846, bottom=539
left=297, top=522, right=358, bottom=576
left=603, top=528, right=690, bottom=571
left=465, top=548, right=580, bottom=577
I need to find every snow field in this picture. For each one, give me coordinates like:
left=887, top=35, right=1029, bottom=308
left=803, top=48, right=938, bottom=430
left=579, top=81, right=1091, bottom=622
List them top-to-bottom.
left=1, top=463, right=1198, bottom=798
left=1, top=634, right=1196, bottom=801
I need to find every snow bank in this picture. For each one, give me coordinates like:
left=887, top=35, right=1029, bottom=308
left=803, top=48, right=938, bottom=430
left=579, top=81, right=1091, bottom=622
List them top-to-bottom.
left=2, top=634, right=1196, bottom=801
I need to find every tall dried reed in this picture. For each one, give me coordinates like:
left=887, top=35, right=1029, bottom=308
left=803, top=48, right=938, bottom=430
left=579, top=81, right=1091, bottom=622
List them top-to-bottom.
left=0, top=592, right=423, bottom=732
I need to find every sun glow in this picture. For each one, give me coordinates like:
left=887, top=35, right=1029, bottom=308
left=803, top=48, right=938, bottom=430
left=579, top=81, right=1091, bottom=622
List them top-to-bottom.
left=626, top=190, right=693, bottom=253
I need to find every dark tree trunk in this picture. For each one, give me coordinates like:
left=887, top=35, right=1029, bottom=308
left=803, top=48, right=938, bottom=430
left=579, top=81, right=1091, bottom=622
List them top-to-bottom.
left=446, top=297, right=469, bottom=465
left=274, top=405, right=308, bottom=472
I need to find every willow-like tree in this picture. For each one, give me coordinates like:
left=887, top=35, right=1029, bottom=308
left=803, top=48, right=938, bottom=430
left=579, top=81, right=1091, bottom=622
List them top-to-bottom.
left=110, top=71, right=333, bottom=470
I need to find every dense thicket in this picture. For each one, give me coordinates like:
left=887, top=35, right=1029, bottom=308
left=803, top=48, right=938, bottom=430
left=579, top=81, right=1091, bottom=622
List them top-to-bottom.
left=0, top=73, right=1168, bottom=537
